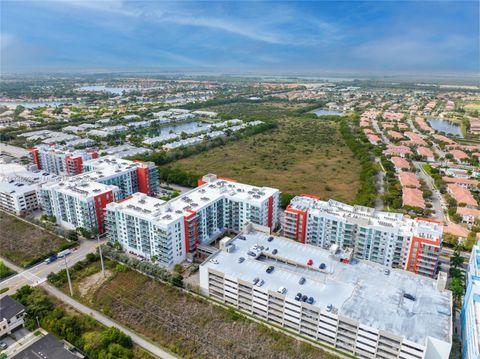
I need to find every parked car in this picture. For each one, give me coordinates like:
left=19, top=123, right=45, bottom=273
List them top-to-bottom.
left=268, top=236, right=274, bottom=242
left=272, top=249, right=278, bottom=255
left=247, top=251, right=257, bottom=257
left=238, top=257, right=245, bottom=263
left=319, top=263, right=326, bottom=270
left=266, top=265, right=275, bottom=274
left=253, top=277, right=260, bottom=285
left=298, top=277, right=306, bottom=285
left=277, top=286, right=287, bottom=294
left=295, top=292, right=302, bottom=301
left=301, top=295, right=308, bottom=302
left=307, top=297, right=314, bottom=304
left=0, top=342, right=8, bottom=350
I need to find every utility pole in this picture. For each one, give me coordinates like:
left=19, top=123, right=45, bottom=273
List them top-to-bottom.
left=97, top=234, right=105, bottom=277
left=64, top=256, right=73, bottom=296
left=36, top=316, right=40, bottom=328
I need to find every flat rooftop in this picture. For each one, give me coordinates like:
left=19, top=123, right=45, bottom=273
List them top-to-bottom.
left=81, top=156, right=150, bottom=181
left=44, top=178, right=118, bottom=199
left=107, top=178, right=278, bottom=226
left=289, top=196, right=442, bottom=239
left=203, top=229, right=452, bottom=345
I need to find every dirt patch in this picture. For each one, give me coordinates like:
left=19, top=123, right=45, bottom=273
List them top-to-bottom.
left=77, top=269, right=113, bottom=299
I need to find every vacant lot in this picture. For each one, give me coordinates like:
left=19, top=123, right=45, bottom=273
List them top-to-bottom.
left=162, top=103, right=361, bottom=202
left=0, top=211, right=69, bottom=267
left=68, top=261, right=338, bottom=359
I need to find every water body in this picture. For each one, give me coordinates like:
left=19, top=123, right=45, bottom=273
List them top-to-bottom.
left=77, top=85, right=130, bottom=94
left=0, top=101, right=72, bottom=109
left=314, top=109, right=344, bottom=116
left=427, top=118, right=463, bottom=137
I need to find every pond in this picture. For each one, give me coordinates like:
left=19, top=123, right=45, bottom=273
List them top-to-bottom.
left=313, top=109, right=344, bottom=116
left=427, top=118, right=463, bottom=138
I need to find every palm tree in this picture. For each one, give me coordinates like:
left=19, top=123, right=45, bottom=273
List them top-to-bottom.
left=450, top=250, right=464, bottom=269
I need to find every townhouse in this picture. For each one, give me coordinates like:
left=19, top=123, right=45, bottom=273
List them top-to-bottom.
left=284, top=196, right=443, bottom=278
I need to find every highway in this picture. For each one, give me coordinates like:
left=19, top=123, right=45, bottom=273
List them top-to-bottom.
left=0, top=239, right=100, bottom=297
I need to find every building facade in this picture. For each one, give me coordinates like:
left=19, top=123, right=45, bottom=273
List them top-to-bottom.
left=29, top=145, right=98, bottom=175
left=82, top=156, right=159, bottom=197
left=105, top=174, right=280, bottom=266
left=40, top=179, right=121, bottom=233
left=0, top=181, right=39, bottom=215
left=284, top=196, right=443, bottom=278
left=200, top=226, right=452, bottom=359
left=461, top=240, right=480, bottom=359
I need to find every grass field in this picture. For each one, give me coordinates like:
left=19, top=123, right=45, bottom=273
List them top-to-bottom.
left=161, top=102, right=361, bottom=202
left=464, top=102, right=480, bottom=111
left=0, top=211, right=69, bottom=267
left=64, top=259, right=339, bottom=359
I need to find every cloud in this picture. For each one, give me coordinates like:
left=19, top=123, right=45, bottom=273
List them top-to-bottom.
left=350, top=33, right=473, bottom=69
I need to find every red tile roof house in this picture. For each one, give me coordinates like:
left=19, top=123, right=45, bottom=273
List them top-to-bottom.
left=415, top=117, right=434, bottom=134
left=387, top=130, right=405, bottom=140
left=403, top=131, right=428, bottom=146
left=366, top=134, right=382, bottom=145
left=433, top=134, right=456, bottom=145
left=383, top=145, right=413, bottom=158
left=417, top=146, right=435, bottom=162
left=448, top=149, right=469, bottom=164
left=390, top=157, right=411, bottom=172
left=399, top=172, right=421, bottom=188
left=443, top=176, right=480, bottom=190
left=447, top=183, right=478, bottom=208
left=402, top=187, right=426, bottom=210
left=456, top=207, right=480, bottom=226
left=444, top=223, right=470, bottom=242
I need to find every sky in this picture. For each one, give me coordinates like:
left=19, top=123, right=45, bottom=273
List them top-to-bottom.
left=1, top=0, right=479, bottom=75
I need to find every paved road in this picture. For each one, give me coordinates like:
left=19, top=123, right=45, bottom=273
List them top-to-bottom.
left=371, top=118, right=391, bottom=145
left=413, top=160, right=446, bottom=222
left=0, top=239, right=100, bottom=297
left=441, top=246, right=471, bottom=260
left=42, top=284, right=176, bottom=359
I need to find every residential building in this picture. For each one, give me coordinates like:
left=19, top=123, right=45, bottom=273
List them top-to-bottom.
left=29, top=144, right=98, bottom=175
left=82, top=156, right=159, bottom=197
left=106, top=174, right=280, bottom=266
left=40, top=179, right=121, bottom=233
left=0, top=181, right=39, bottom=215
left=447, top=184, right=478, bottom=208
left=402, top=187, right=426, bottom=210
left=284, top=196, right=443, bottom=277
left=457, top=207, right=480, bottom=227
left=200, top=225, right=452, bottom=359
left=461, top=240, right=480, bottom=359
left=0, top=296, right=26, bottom=337
left=12, top=333, right=85, bottom=359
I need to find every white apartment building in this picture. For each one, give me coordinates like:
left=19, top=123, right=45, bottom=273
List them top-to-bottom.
left=29, top=144, right=98, bottom=175
left=82, top=156, right=159, bottom=197
left=105, top=174, right=280, bottom=266
left=40, top=178, right=121, bottom=233
left=0, top=181, right=39, bottom=215
left=284, top=196, right=443, bottom=278
left=200, top=226, right=452, bottom=359
left=461, top=240, right=480, bottom=359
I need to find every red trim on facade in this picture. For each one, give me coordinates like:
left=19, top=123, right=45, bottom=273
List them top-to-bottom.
left=29, top=148, right=41, bottom=170
left=88, top=150, right=99, bottom=159
left=65, top=156, right=83, bottom=175
left=136, top=167, right=151, bottom=195
left=197, top=179, right=207, bottom=186
left=93, top=190, right=114, bottom=234
left=285, top=205, right=307, bottom=243
left=183, top=210, right=198, bottom=254
left=416, top=217, right=442, bottom=225
left=405, top=235, right=440, bottom=276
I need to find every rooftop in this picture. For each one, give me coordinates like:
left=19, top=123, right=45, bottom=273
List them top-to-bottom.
left=107, top=175, right=278, bottom=226
left=203, top=229, right=452, bottom=345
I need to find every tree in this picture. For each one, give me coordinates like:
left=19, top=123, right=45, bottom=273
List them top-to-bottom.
left=67, top=230, right=79, bottom=241
left=450, top=250, right=464, bottom=269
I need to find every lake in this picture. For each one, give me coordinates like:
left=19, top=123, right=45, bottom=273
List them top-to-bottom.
left=0, top=101, right=68, bottom=108
left=314, top=109, right=344, bottom=116
left=427, top=118, right=463, bottom=138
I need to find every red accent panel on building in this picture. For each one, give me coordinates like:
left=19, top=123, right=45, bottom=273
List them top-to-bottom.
left=29, top=148, right=41, bottom=170
left=88, top=150, right=99, bottom=159
left=65, top=156, right=83, bottom=175
left=136, top=167, right=151, bottom=195
left=197, top=179, right=207, bottom=186
left=93, top=190, right=114, bottom=234
left=285, top=205, right=307, bottom=244
left=183, top=210, right=198, bottom=254
left=416, top=217, right=442, bottom=225
left=405, top=235, right=441, bottom=276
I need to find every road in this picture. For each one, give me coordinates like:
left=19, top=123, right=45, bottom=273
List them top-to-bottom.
left=371, top=118, right=391, bottom=145
left=413, top=160, right=446, bottom=222
left=0, top=239, right=100, bottom=297
left=41, top=284, right=177, bottom=359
